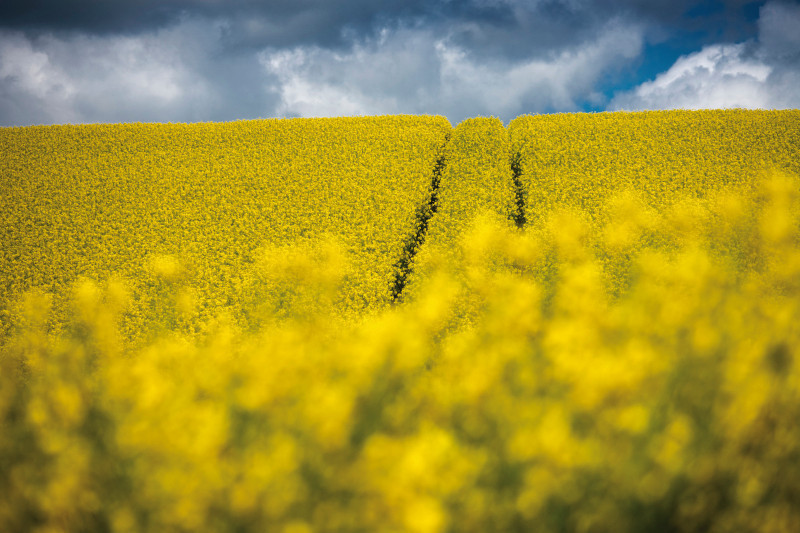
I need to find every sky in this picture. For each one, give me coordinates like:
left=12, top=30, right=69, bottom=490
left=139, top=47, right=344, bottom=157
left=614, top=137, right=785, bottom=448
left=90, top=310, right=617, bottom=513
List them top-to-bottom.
left=1, top=0, right=798, bottom=126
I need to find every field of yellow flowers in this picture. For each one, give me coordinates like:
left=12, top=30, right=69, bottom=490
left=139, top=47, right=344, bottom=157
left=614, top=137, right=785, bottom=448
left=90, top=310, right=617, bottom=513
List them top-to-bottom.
left=2, top=110, right=800, bottom=532
left=0, top=116, right=450, bottom=342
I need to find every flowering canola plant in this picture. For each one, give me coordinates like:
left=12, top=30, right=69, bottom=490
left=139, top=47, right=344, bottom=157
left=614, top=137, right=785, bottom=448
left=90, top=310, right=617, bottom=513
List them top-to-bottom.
left=2, top=110, right=800, bottom=532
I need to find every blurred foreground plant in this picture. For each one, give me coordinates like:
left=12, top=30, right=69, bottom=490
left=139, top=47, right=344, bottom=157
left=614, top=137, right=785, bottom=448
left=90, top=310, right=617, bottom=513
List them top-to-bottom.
left=2, top=173, right=800, bottom=532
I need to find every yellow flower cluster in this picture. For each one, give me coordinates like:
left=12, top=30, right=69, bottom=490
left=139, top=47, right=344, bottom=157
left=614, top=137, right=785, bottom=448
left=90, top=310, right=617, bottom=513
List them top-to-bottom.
left=0, top=116, right=451, bottom=341
left=2, top=171, right=800, bottom=532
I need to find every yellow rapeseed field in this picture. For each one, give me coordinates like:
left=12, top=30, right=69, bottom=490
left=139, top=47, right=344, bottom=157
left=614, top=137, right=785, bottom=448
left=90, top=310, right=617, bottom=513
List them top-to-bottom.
left=2, top=110, right=800, bottom=532
left=0, top=116, right=450, bottom=342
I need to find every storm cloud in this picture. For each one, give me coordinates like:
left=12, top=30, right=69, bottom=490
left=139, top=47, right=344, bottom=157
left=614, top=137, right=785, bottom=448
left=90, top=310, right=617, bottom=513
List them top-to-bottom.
left=0, top=0, right=797, bottom=126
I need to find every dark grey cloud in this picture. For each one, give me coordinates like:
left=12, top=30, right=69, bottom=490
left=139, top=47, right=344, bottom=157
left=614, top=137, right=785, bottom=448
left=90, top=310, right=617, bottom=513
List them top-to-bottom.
left=0, top=0, right=763, bottom=52
left=0, top=0, right=485, bottom=47
left=0, top=0, right=192, bottom=35
left=1, top=0, right=795, bottom=127
left=758, top=0, right=800, bottom=62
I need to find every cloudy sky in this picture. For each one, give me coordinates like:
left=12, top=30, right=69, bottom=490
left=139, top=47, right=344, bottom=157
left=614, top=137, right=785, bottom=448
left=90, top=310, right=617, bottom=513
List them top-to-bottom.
left=1, top=0, right=798, bottom=126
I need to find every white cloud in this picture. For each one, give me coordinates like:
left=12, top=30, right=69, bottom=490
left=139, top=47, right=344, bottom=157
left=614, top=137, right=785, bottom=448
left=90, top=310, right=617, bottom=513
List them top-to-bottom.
left=610, top=1, right=800, bottom=111
left=0, top=19, right=275, bottom=126
left=437, top=19, right=643, bottom=116
left=261, top=20, right=644, bottom=122
left=0, top=28, right=203, bottom=125
left=260, top=28, right=441, bottom=118
left=0, top=32, right=78, bottom=124
left=610, top=44, right=773, bottom=110
left=265, top=52, right=380, bottom=117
